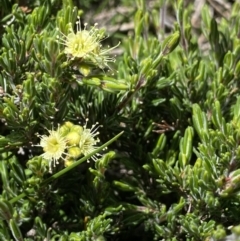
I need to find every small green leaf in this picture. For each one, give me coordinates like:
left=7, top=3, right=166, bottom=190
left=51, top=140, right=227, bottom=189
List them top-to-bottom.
left=161, top=31, right=180, bottom=56
left=0, top=199, right=14, bottom=221
left=9, top=219, right=23, bottom=241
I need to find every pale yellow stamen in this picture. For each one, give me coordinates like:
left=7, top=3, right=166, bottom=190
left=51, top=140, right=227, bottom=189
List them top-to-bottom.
left=78, top=121, right=101, bottom=161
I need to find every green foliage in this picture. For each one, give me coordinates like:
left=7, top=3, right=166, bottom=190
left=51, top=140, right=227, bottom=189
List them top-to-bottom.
left=1, top=0, right=240, bottom=240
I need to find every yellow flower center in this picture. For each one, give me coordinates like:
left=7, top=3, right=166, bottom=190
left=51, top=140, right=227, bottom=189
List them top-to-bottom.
left=64, top=30, right=99, bottom=58
left=43, top=138, right=60, bottom=153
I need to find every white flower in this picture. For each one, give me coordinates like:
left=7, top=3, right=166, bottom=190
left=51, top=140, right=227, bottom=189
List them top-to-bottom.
left=57, top=18, right=120, bottom=69
left=78, top=122, right=100, bottom=160
left=38, top=128, right=67, bottom=172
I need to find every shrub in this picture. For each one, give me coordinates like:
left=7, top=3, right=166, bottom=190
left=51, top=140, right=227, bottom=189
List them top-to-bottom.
left=1, top=0, right=240, bottom=240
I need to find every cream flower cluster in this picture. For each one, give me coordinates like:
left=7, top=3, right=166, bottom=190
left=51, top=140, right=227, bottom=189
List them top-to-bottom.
left=57, top=18, right=120, bottom=70
left=38, top=121, right=100, bottom=172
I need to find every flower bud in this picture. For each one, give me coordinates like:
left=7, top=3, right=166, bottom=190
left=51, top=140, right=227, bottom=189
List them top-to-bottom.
left=79, top=64, right=91, bottom=76
left=59, top=121, right=74, bottom=136
left=70, top=125, right=83, bottom=134
left=65, top=131, right=81, bottom=146
left=68, top=146, right=82, bottom=159
left=64, top=158, right=75, bottom=167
